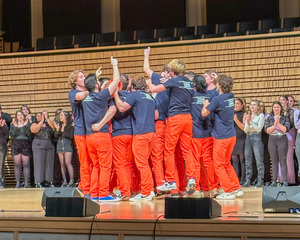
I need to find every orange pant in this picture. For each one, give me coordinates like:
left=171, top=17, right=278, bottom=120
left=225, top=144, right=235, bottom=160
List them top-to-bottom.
left=164, top=114, right=194, bottom=185
left=150, top=121, right=166, bottom=186
left=86, top=132, right=113, bottom=198
left=132, top=132, right=156, bottom=196
left=74, top=135, right=92, bottom=195
left=112, top=135, right=133, bottom=197
left=213, top=136, right=241, bottom=193
left=191, top=137, right=219, bottom=191
left=191, top=138, right=211, bottom=191
left=174, top=143, right=187, bottom=192
left=131, top=160, right=141, bottom=194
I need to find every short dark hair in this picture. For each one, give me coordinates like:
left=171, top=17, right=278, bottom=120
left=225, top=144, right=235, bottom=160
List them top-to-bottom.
left=85, top=73, right=97, bottom=92
left=131, top=76, right=147, bottom=90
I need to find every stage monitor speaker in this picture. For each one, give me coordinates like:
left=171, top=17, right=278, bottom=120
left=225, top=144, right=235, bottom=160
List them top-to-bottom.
left=262, top=186, right=300, bottom=213
left=41, top=187, right=83, bottom=209
left=45, top=197, right=100, bottom=217
left=165, top=197, right=222, bottom=219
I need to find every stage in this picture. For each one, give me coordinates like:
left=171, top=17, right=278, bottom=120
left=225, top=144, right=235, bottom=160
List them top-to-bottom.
left=0, top=188, right=300, bottom=240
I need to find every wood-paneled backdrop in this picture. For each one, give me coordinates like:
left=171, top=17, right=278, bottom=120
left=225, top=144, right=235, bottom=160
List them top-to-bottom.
left=0, top=32, right=300, bottom=185
left=1, top=32, right=299, bottom=117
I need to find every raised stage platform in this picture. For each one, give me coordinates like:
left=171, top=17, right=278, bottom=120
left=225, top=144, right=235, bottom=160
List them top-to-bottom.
left=0, top=188, right=300, bottom=240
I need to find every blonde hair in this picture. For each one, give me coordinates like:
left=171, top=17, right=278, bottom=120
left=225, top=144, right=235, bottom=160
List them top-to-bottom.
left=168, top=59, right=186, bottom=76
left=68, top=70, right=86, bottom=89
left=249, top=100, right=261, bottom=115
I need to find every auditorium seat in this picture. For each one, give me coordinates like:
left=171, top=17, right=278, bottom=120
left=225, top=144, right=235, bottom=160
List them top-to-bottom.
left=273, top=17, right=300, bottom=32
left=261, top=18, right=281, bottom=31
left=248, top=19, right=281, bottom=35
left=239, top=20, right=259, bottom=34
left=225, top=21, right=259, bottom=36
left=218, top=23, right=237, bottom=34
left=196, top=24, right=216, bottom=38
left=177, top=26, right=197, bottom=40
left=156, top=28, right=179, bottom=42
left=136, top=29, right=157, bottom=43
left=249, top=29, right=270, bottom=35
left=116, top=31, right=137, bottom=45
left=226, top=31, right=246, bottom=37
left=96, top=32, right=117, bottom=46
left=203, top=33, right=223, bottom=39
left=74, top=34, right=96, bottom=48
left=55, top=35, right=74, bottom=49
left=36, top=37, right=55, bottom=51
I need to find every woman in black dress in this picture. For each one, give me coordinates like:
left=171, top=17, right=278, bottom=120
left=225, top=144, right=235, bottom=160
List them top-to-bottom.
left=231, top=98, right=247, bottom=184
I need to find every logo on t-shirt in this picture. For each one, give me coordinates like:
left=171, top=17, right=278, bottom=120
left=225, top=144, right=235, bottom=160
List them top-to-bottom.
left=179, top=81, right=193, bottom=90
left=142, top=93, right=154, bottom=101
left=83, top=95, right=93, bottom=102
left=192, top=96, right=209, bottom=105
left=225, top=98, right=235, bottom=108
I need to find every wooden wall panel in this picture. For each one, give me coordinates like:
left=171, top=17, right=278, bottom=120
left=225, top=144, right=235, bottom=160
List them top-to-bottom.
left=0, top=33, right=299, bottom=115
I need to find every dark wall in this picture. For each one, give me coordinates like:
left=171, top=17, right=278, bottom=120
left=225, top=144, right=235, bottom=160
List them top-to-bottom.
left=3, top=0, right=31, bottom=48
left=43, top=0, right=101, bottom=37
left=120, top=0, right=186, bottom=31
left=207, top=0, right=279, bottom=24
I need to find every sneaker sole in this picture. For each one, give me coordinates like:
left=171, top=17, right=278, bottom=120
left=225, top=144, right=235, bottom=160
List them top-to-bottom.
left=216, top=196, right=236, bottom=200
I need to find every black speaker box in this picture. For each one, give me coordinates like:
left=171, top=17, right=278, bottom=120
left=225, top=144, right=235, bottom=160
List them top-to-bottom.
left=262, top=186, right=300, bottom=213
left=41, top=187, right=82, bottom=208
left=45, top=197, right=100, bottom=217
left=165, top=197, right=222, bottom=219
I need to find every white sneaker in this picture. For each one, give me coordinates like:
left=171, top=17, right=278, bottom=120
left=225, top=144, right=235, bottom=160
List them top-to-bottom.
left=186, top=178, right=196, bottom=194
left=156, top=181, right=177, bottom=192
left=212, top=188, right=220, bottom=198
left=234, top=188, right=244, bottom=197
left=216, top=192, right=236, bottom=200
left=129, top=193, right=153, bottom=202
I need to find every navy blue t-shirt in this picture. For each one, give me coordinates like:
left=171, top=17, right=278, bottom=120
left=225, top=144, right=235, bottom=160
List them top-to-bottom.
left=151, top=73, right=170, bottom=121
left=163, top=76, right=194, bottom=117
left=207, top=88, right=219, bottom=97
left=207, top=88, right=219, bottom=127
left=68, top=89, right=86, bottom=136
left=82, top=89, right=111, bottom=135
left=125, top=90, right=156, bottom=135
left=191, top=90, right=213, bottom=139
left=110, top=91, right=133, bottom=137
left=206, top=92, right=236, bottom=139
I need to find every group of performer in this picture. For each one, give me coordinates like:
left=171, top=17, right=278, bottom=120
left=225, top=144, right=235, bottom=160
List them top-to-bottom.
left=1, top=47, right=299, bottom=202
left=69, top=47, right=247, bottom=202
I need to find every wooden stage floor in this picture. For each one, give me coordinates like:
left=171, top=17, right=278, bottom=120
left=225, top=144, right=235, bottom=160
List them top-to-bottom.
left=1, top=187, right=300, bottom=240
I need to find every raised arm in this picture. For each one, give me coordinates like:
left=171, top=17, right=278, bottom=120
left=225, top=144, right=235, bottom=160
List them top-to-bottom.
left=144, top=47, right=153, bottom=78
left=108, top=56, right=121, bottom=95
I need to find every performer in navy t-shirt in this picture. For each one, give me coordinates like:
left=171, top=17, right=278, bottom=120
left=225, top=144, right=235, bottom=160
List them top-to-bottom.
left=144, top=48, right=171, bottom=194
left=146, top=50, right=196, bottom=196
left=82, top=57, right=121, bottom=202
left=68, top=70, right=91, bottom=198
left=108, top=74, right=135, bottom=201
left=202, top=74, right=243, bottom=200
left=114, top=75, right=157, bottom=201
left=190, top=75, right=220, bottom=197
